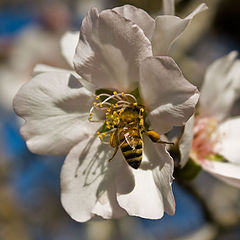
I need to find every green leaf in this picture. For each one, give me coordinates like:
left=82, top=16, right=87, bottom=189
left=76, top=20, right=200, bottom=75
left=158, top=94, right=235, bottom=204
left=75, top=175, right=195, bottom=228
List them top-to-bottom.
left=175, top=158, right=202, bottom=181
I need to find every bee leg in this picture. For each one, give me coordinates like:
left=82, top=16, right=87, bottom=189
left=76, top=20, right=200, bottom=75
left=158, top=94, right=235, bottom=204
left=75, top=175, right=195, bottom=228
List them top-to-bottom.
left=147, top=130, right=174, bottom=145
left=108, top=147, right=118, bottom=162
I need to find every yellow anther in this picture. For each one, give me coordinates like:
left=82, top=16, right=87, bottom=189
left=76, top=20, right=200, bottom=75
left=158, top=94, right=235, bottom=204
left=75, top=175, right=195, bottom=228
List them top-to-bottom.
left=113, top=91, right=117, bottom=95
left=121, top=92, right=125, bottom=97
left=95, top=95, right=100, bottom=100
left=94, top=102, right=97, bottom=106
left=99, top=103, right=103, bottom=108
left=115, top=103, right=118, bottom=107
left=133, top=103, right=137, bottom=106
left=111, top=104, right=114, bottom=107
left=107, top=108, right=111, bottom=112
left=140, top=108, right=144, bottom=112
left=113, top=111, right=117, bottom=115
left=89, top=112, right=93, bottom=116
left=105, top=112, right=109, bottom=116
left=88, top=116, right=92, bottom=120
left=105, top=121, right=110, bottom=125
left=106, top=125, right=111, bottom=129
left=97, top=131, right=100, bottom=135
left=102, top=132, right=106, bottom=136
left=99, top=135, right=103, bottom=140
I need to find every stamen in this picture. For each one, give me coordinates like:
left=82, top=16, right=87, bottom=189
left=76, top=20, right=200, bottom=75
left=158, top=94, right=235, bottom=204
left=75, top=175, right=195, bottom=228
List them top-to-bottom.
left=124, top=93, right=137, bottom=103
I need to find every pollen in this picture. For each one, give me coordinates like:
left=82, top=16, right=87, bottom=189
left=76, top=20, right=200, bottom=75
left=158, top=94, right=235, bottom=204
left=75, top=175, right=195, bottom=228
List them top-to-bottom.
left=113, top=91, right=117, bottom=95
left=121, top=92, right=125, bottom=97
left=95, top=95, right=100, bottom=100
left=94, top=102, right=97, bottom=107
left=99, top=103, right=103, bottom=108
left=133, top=103, right=137, bottom=106
left=140, top=108, right=144, bottom=112
left=97, top=131, right=100, bottom=135
left=102, top=132, right=106, bottom=136
left=99, top=135, right=103, bottom=140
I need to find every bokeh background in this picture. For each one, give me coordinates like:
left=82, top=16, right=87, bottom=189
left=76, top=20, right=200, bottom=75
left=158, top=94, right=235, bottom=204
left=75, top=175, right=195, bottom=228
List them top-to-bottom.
left=0, top=0, right=240, bottom=239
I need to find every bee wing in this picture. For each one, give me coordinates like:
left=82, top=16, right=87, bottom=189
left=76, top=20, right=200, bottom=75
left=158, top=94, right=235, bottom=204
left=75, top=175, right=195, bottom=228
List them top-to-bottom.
left=124, top=132, right=138, bottom=149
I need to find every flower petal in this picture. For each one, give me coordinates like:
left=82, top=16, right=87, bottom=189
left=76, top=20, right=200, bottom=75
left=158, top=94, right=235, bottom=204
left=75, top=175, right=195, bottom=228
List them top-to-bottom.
left=151, top=3, right=207, bottom=55
left=113, top=4, right=155, bottom=40
left=74, top=8, right=152, bottom=92
left=60, top=31, right=79, bottom=68
left=200, top=51, right=240, bottom=121
left=140, top=56, right=199, bottom=134
left=33, top=64, right=78, bottom=77
left=13, top=71, right=100, bottom=155
left=179, top=115, right=195, bottom=167
left=213, top=117, right=240, bottom=164
left=61, top=136, right=127, bottom=222
left=116, top=136, right=175, bottom=219
left=202, top=161, right=240, bottom=188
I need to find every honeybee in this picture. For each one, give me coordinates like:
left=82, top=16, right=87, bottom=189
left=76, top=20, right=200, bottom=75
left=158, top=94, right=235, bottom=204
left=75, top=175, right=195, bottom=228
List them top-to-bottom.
left=109, top=106, right=171, bottom=169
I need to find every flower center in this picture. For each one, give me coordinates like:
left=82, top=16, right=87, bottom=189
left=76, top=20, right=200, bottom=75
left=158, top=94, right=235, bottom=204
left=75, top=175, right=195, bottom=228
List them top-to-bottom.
left=88, top=91, right=144, bottom=141
left=191, top=116, right=219, bottom=162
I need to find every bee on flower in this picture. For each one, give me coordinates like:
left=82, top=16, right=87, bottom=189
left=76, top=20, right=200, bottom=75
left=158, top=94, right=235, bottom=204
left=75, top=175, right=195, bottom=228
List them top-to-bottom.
left=13, top=4, right=206, bottom=222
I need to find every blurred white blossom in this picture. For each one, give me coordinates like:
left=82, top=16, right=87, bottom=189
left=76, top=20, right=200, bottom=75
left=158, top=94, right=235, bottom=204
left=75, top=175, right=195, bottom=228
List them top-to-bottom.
left=179, top=51, right=240, bottom=187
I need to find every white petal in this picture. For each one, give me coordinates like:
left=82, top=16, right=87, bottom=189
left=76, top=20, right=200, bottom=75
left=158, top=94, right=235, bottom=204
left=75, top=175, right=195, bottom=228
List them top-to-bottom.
left=163, top=0, right=175, bottom=15
left=151, top=3, right=207, bottom=55
left=113, top=4, right=155, bottom=39
left=74, top=8, right=152, bottom=92
left=60, top=31, right=79, bottom=68
left=200, top=51, right=240, bottom=121
left=140, top=56, right=199, bottom=134
left=33, top=64, right=78, bottom=77
left=33, top=64, right=96, bottom=93
left=13, top=71, right=100, bottom=155
left=179, top=115, right=195, bottom=167
left=213, top=117, right=240, bottom=164
left=61, top=136, right=128, bottom=222
left=116, top=136, right=175, bottom=219
left=152, top=143, right=175, bottom=215
left=202, top=160, right=240, bottom=188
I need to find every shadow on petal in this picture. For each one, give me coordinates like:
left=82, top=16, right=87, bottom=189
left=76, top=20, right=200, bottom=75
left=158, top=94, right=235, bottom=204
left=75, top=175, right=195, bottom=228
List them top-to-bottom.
left=68, top=74, right=83, bottom=89
left=75, top=136, right=109, bottom=187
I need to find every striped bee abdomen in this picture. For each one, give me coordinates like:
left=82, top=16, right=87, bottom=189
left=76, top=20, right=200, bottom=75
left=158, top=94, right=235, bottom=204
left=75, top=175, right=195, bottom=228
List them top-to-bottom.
left=119, top=129, right=143, bottom=169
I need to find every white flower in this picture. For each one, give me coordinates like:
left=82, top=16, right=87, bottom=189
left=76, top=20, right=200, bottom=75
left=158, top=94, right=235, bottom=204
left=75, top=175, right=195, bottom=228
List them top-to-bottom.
left=14, top=5, right=200, bottom=222
left=179, top=51, right=240, bottom=187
